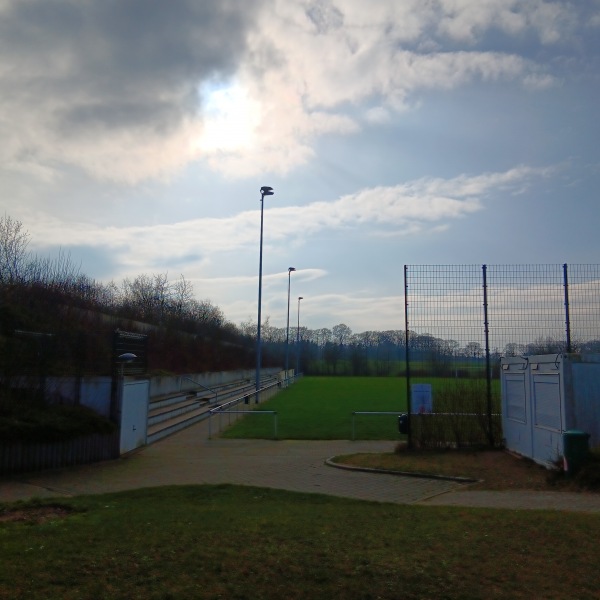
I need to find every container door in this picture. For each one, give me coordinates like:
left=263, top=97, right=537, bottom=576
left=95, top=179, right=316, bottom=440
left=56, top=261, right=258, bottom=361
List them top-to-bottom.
left=501, top=371, right=532, bottom=458
left=530, top=373, right=563, bottom=466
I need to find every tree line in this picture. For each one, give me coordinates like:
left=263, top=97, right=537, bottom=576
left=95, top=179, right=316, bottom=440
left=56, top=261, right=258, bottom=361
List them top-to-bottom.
left=3, top=213, right=594, bottom=379
left=0, top=214, right=250, bottom=375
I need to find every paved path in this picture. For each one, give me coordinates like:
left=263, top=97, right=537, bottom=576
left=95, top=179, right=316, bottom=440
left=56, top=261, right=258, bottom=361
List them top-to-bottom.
left=2, top=418, right=600, bottom=512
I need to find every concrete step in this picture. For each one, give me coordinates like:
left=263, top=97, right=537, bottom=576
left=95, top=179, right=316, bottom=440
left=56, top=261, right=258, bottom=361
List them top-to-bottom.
left=145, top=377, right=280, bottom=445
left=150, top=392, right=213, bottom=410
left=148, top=398, right=209, bottom=426
left=147, top=405, right=212, bottom=444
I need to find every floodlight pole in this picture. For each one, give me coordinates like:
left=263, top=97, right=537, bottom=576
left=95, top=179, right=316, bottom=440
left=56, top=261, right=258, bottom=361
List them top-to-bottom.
left=254, top=186, right=274, bottom=404
left=285, top=267, right=296, bottom=380
left=296, top=296, right=303, bottom=375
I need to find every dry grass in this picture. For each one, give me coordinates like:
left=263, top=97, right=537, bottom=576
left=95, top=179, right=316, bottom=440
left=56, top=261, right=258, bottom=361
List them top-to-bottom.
left=332, top=446, right=600, bottom=492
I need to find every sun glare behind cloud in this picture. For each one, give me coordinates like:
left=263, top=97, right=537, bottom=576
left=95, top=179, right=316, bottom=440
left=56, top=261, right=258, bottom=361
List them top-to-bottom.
left=196, top=82, right=261, bottom=153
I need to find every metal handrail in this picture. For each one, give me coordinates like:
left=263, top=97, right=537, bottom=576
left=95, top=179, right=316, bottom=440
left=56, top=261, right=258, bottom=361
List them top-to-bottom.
left=182, top=376, right=218, bottom=404
left=208, top=379, right=281, bottom=439
left=209, top=410, right=278, bottom=439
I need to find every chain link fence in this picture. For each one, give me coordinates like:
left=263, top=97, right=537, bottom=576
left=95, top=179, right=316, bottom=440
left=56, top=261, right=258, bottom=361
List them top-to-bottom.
left=404, top=264, right=600, bottom=448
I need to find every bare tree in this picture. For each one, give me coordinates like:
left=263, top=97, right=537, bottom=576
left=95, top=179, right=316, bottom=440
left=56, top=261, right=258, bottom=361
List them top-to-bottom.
left=0, top=213, right=29, bottom=284
left=120, top=273, right=170, bottom=322
left=169, top=275, right=194, bottom=319
left=238, top=318, right=257, bottom=339
left=332, top=323, right=352, bottom=346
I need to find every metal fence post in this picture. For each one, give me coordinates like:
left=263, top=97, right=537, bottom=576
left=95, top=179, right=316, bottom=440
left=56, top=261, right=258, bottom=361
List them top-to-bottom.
left=564, top=263, right=572, bottom=353
left=482, top=264, right=494, bottom=446
left=404, top=265, right=412, bottom=449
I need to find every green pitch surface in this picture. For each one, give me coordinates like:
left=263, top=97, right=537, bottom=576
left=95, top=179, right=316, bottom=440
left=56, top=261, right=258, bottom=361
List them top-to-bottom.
left=220, top=376, right=407, bottom=440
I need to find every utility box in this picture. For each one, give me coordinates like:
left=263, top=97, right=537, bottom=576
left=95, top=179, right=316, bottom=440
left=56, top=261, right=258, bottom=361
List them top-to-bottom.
left=500, top=354, right=600, bottom=467
left=398, top=413, right=408, bottom=435
left=562, top=430, right=590, bottom=474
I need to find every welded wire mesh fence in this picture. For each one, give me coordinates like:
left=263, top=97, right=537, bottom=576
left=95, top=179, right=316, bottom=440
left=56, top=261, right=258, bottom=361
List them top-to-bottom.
left=404, top=264, right=600, bottom=448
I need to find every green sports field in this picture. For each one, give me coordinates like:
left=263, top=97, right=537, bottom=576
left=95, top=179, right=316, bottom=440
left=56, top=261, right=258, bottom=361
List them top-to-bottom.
left=219, top=376, right=500, bottom=441
left=220, top=376, right=406, bottom=440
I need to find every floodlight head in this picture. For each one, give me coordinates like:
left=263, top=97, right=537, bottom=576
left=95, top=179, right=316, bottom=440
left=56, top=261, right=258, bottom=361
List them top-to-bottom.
left=260, top=186, right=274, bottom=196
left=288, top=267, right=296, bottom=272
left=118, top=353, right=137, bottom=362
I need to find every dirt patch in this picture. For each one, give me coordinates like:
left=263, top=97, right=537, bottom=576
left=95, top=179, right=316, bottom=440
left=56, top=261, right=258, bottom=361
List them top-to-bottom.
left=333, top=448, right=600, bottom=492
left=0, top=505, right=74, bottom=524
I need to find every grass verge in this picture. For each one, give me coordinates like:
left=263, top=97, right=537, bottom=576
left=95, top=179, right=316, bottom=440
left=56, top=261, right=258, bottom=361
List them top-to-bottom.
left=332, top=446, right=600, bottom=492
left=1, top=484, right=600, bottom=600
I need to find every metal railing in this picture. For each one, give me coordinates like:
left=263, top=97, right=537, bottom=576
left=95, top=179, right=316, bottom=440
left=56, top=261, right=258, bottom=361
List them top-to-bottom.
left=182, top=376, right=218, bottom=404
left=208, top=379, right=280, bottom=439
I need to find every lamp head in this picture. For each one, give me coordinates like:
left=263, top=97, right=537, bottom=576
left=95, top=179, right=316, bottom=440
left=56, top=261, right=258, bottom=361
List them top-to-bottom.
left=260, top=186, right=274, bottom=196
left=288, top=267, right=296, bottom=272
left=298, top=296, right=303, bottom=301
left=118, top=353, right=137, bottom=362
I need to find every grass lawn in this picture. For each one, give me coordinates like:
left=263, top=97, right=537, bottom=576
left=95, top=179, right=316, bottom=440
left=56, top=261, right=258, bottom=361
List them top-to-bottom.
left=221, top=376, right=408, bottom=440
left=2, top=484, right=600, bottom=600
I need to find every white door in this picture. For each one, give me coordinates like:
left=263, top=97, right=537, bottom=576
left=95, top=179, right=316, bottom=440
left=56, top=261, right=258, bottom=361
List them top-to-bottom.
left=502, top=371, right=532, bottom=458
left=530, top=373, right=563, bottom=466
left=120, top=380, right=149, bottom=454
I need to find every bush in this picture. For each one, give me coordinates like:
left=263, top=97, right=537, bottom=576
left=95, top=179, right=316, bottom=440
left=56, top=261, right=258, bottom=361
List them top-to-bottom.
left=0, top=393, right=116, bottom=443
left=546, top=448, right=600, bottom=491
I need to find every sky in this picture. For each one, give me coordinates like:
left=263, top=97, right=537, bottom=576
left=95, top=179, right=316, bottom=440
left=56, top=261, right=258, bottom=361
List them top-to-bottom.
left=1, top=0, right=599, bottom=335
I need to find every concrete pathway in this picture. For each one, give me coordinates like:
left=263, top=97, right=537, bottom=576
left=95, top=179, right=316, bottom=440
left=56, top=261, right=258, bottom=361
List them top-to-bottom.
left=2, top=418, right=600, bottom=512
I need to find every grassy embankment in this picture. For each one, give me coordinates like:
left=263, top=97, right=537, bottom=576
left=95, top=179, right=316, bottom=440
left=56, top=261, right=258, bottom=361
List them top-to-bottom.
left=2, top=485, right=600, bottom=600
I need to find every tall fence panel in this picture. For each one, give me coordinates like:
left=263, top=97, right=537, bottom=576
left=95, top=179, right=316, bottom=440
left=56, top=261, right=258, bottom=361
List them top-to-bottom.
left=404, top=264, right=600, bottom=449
left=487, top=264, right=568, bottom=356
left=565, top=264, right=600, bottom=352
left=404, top=265, right=497, bottom=448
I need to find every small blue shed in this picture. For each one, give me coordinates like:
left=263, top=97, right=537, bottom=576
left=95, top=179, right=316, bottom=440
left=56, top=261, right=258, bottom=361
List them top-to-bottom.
left=500, top=354, right=600, bottom=467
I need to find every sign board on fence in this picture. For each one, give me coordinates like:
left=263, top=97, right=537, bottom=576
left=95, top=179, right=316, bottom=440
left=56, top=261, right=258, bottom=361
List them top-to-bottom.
left=411, top=384, right=432, bottom=414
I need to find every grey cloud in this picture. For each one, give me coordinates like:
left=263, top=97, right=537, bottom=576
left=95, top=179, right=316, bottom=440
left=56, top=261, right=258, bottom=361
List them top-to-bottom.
left=0, top=0, right=265, bottom=136
left=305, top=0, right=344, bottom=34
left=55, top=98, right=189, bottom=137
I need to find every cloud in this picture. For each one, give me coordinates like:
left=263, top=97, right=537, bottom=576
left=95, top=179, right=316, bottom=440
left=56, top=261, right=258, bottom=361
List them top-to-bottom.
left=0, top=0, right=575, bottom=183
left=0, top=0, right=264, bottom=182
left=433, top=0, right=576, bottom=44
left=26, top=166, right=547, bottom=275
left=288, top=291, right=405, bottom=332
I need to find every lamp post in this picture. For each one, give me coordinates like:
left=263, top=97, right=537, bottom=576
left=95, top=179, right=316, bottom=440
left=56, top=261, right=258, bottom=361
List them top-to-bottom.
left=254, top=185, right=274, bottom=404
left=285, top=267, right=296, bottom=380
left=296, top=296, right=303, bottom=375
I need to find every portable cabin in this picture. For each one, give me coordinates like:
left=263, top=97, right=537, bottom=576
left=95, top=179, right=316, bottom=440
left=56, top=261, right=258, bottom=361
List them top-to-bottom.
left=500, top=354, right=600, bottom=467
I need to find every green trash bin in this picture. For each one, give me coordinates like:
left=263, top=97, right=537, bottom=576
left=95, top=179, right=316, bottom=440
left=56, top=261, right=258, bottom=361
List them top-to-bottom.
left=562, top=430, right=590, bottom=475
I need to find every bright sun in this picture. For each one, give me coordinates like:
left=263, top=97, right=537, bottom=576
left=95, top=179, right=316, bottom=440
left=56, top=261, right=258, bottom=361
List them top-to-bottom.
left=195, top=82, right=261, bottom=153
